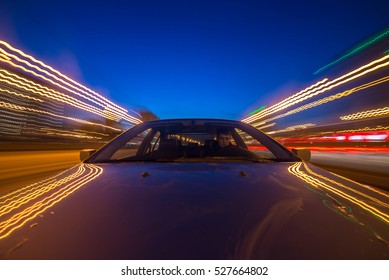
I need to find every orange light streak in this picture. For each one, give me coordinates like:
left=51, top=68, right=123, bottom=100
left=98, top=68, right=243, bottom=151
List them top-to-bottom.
left=0, top=41, right=137, bottom=117
left=0, top=44, right=142, bottom=124
left=243, top=55, right=389, bottom=124
left=0, top=69, right=121, bottom=121
left=252, top=75, right=389, bottom=127
left=243, top=78, right=329, bottom=123
left=0, top=87, right=44, bottom=102
left=0, top=100, right=122, bottom=132
left=340, top=107, right=389, bottom=121
left=267, top=123, right=316, bottom=135
left=288, top=162, right=389, bottom=224
left=0, top=164, right=103, bottom=240
left=0, top=165, right=85, bottom=218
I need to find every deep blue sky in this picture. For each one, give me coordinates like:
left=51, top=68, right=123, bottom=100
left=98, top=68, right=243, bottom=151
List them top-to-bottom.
left=1, top=0, right=388, bottom=120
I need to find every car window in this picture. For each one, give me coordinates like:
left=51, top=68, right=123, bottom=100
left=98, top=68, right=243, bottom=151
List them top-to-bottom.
left=88, top=121, right=297, bottom=163
left=236, top=128, right=277, bottom=160
left=110, top=129, right=152, bottom=160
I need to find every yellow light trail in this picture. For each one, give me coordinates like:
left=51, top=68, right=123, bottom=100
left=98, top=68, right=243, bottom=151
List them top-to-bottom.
left=0, top=41, right=141, bottom=122
left=0, top=41, right=136, bottom=117
left=0, top=44, right=142, bottom=124
left=243, top=55, right=389, bottom=124
left=0, top=69, right=122, bottom=122
left=252, top=76, right=389, bottom=127
left=243, top=78, right=328, bottom=123
left=0, top=87, right=44, bottom=103
left=0, top=100, right=122, bottom=132
left=340, top=107, right=389, bottom=121
left=257, top=123, right=276, bottom=130
left=267, top=123, right=316, bottom=135
left=336, top=126, right=389, bottom=134
left=40, top=127, right=102, bottom=139
left=74, top=129, right=109, bottom=137
left=288, top=162, right=389, bottom=224
left=303, top=163, right=389, bottom=208
left=0, top=164, right=103, bottom=240
left=0, top=165, right=85, bottom=218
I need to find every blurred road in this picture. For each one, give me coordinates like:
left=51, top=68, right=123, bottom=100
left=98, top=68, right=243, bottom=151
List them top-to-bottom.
left=0, top=150, right=388, bottom=197
left=0, top=150, right=80, bottom=196
left=310, top=151, right=389, bottom=191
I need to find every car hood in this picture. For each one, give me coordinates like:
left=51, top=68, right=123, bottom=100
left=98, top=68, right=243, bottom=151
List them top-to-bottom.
left=0, top=161, right=388, bottom=259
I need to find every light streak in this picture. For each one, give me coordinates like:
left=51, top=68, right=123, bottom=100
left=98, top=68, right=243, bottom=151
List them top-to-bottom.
left=314, top=28, right=389, bottom=74
left=0, top=41, right=142, bottom=124
left=0, top=41, right=142, bottom=123
left=243, top=55, right=389, bottom=124
left=0, top=69, right=122, bottom=122
left=250, top=76, right=389, bottom=127
left=243, top=78, right=328, bottom=123
left=0, top=87, right=44, bottom=102
left=0, top=100, right=122, bottom=132
left=249, top=105, right=266, bottom=115
left=340, top=107, right=389, bottom=121
left=257, top=123, right=276, bottom=130
left=267, top=123, right=316, bottom=135
left=336, top=126, right=389, bottom=133
left=40, top=127, right=103, bottom=139
left=74, top=129, right=109, bottom=137
left=288, top=162, right=389, bottom=224
left=0, top=164, right=103, bottom=240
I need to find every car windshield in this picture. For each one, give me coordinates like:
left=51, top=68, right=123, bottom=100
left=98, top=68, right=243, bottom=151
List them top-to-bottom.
left=86, top=120, right=298, bottom=163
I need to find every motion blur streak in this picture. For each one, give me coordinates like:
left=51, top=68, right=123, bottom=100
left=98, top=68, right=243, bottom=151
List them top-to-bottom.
left=314, top=28, right=389, bottom=74
left=0, top=40, right=149, bottom=144
left=0, top=41, right=141, bottom=123
left=243, top=55, right=389, bottom=124
left=0, top=69, right=120, bottom=121
left=253, top=76, right=389, bottom=126
left=242, top=78, right=328, bottom=123
left=0, top=87, right=44, bottom=102
left=0, top=100, right=122, bottom=132
left=340, top=107, right=389, bottom=121
left=267, top=123, right=316, bottom=135
left=288, top=162, right=389, bottom=224
left=0, top=164, right=103, bottom=240
left=0, top=166, right=83, bottom=217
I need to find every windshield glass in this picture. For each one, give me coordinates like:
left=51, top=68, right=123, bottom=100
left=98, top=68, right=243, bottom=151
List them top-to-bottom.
left=87, top=120, right=298, bottom=163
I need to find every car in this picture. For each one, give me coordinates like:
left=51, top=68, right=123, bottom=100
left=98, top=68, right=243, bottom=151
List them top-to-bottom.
left=0, top=118, right=388, bottom=259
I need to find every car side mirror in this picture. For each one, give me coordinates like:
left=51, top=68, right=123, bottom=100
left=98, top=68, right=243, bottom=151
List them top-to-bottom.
left=291, top=148, right=311, bottom=161
left=80, top=149, right=96, bottom=162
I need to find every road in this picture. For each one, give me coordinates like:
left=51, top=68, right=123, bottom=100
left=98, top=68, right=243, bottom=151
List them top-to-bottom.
left=0, top=150, right=388, bottom=197
left=0, top=150, right=80, bottom=196
left=310, top=150, right=389, bottom=191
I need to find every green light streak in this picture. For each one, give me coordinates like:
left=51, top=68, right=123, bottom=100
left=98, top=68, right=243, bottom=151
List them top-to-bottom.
left=314, top=28, right=389, bottom=75
left=384, top=49, right=389, bottom=54
left=249, top=105, right=266, bottom=115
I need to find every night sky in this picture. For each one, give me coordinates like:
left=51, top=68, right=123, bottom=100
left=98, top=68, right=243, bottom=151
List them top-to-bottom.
left=1, top=0, right=388, bottom=120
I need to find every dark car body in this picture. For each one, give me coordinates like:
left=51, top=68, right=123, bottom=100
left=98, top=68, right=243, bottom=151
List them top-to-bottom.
left=0, top=119, right=388, bottom=259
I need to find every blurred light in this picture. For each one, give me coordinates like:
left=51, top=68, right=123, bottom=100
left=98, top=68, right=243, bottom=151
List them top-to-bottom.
left=314, top=28, right=389, bottom=74
left=0, top=41, right=142, bottom=124
left=243, top=55, right=389, bottom=124
left=251, top=75, right=389, bottom=127
left=0, top=100, right=122, bottom=132
left=249, top=105, right=266, bottom=115
left=340, top=107, right=389, bottom=121
left=267, top=123, right=316, bottom=135
left=349, top=135, right=364, bottom=141
left=289, top=162, right=389, bottom=223
left=0, top=164, right=103, bottom=240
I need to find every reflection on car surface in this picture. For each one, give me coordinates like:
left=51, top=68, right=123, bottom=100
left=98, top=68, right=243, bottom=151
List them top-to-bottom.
left=0, top=119, right=388, bottom=259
